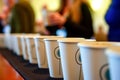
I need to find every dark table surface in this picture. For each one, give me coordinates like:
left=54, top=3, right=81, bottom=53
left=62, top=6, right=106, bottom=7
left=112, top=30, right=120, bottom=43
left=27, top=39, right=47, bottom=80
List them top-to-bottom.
left=0, top=48, right=63, bottom=80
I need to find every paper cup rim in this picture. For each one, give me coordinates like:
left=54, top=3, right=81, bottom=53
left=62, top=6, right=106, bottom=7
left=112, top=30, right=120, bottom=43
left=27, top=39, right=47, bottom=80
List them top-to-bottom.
left=11, top=33, right=24, bottom=35
left=11, top=34, right=23, bottom=37
left=20, top=34, right=39, bottom=38
left=13, top=35, right=24, bottom=38
left=24, top=35, right=40, bottom=38
left=34, top=35, right=62, bottom=39
left=25, top=36, right=36, bottom=39
left=44, top=37, right=64, bottom=41
left=57, top=38, right=85, bottom=43
left=85, top=39, right=96, bottom=41
left=78, top=42, right=118, bottom=48
left=106, top=46, right=120, bottom=57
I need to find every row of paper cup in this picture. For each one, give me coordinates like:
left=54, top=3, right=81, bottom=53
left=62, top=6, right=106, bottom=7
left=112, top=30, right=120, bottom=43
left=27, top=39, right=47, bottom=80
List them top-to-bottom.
left=4, top=33, right=120, bottom=80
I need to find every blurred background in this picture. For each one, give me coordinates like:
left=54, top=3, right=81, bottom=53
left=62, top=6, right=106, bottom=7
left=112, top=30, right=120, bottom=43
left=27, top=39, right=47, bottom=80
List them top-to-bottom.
left=0, top=0, right=111, bottom=39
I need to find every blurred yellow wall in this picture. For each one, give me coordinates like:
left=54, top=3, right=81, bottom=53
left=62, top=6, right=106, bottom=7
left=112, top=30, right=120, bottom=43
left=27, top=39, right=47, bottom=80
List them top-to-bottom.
left=0, top=0, right=111, bottom=33
left=0, top=0, right=4, bottom=13
left=30, top=0, right=60, bottom=20
left=30, top=0, right=111, bottom=33
left=88, top=0, right=111, bottom=33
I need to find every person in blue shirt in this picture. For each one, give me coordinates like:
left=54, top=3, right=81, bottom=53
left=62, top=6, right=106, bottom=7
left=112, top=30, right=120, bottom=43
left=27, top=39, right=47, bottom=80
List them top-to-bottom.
left=105, top=0, right=120, bottom=41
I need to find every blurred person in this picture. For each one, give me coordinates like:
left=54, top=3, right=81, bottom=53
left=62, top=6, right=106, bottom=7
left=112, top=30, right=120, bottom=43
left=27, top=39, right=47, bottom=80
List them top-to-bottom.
left=3, top=0, right=35, bottom=33
left=43, top=0, right=70, bottom=35
left=47, top=0, right=93, bottom=38
left=58, top=0, right=70, bottom=17
left=105, top=0, right=120, bottom=41
left=37, top=5, right=50, bottom=35
left=41, top=5, right=48, bottom=27
left=0, top=6, right=10, bottom=33
left=1, top=6, right=11, bottom=33
left=0, top=15, right=3, bottom=33
left=35, top=19, right=49, bottom=35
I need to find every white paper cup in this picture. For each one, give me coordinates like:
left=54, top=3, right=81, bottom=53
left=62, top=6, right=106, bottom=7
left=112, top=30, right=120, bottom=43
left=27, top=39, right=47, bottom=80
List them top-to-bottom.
left=6, top=33, right=22, bottom=50
left=7, top=33, right=39, bottom=53
left=5, top=34, right=13, bottom=49
left=8, top=34, right=23, bottom=56
left=21, top=34, right=39, bottom=60
left=9, top=35, right=14, bottom=51
left=14, top=35, right=23, bottom=56
left=21, top=35, right=29, bottom=60
left=26, top=36, right=38, bottom=64
left=34, top=36, right=62, bottom=69
left=34, top=36, right=48, bottom=68
left=44, top=37, right=64, bottom=78
left=58, top=38, right=85, bottom=80
left=78, top=42, right=118, bottom=80
left=106, top=46, right=120, bottom=80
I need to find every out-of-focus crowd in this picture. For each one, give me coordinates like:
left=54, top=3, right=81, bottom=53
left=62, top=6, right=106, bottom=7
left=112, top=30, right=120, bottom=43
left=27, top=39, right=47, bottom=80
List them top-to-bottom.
left=0, top=0, right=119, bottom=42
left=0, top=0, right=93, bottom=38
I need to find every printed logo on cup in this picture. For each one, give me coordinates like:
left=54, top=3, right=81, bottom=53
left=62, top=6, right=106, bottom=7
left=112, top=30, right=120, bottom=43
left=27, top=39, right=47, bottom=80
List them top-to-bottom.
left=54, top=46, right=62, bottom=75
left=54, top=46, right=60, bottom=60
left=75, top=49, right=83, bottom=80
left=75, top=49, right=81, bottom=65
left=100, top=64, right=111, bottom=80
